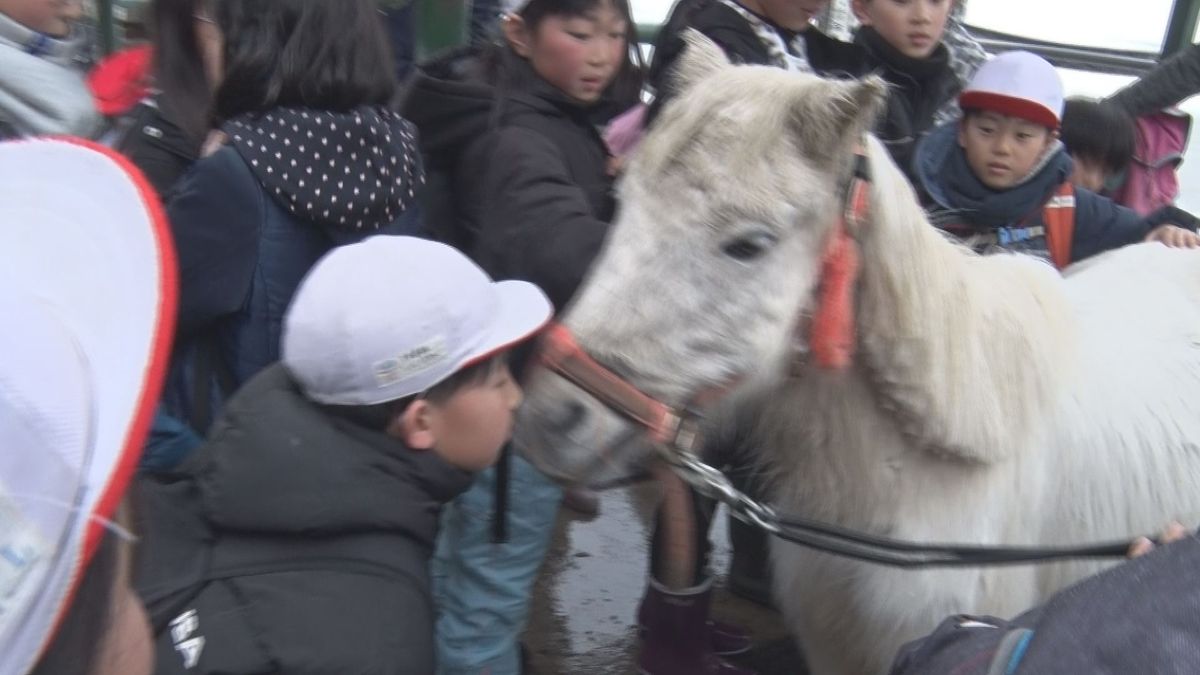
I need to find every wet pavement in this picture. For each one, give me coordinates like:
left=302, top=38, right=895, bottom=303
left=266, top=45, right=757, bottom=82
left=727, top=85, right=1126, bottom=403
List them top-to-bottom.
left=522, top=482, right=808, bottom=674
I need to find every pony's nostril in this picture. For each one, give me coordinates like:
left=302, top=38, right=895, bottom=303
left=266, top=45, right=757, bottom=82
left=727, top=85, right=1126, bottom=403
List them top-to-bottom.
left=552, top=401, right=589, bottom=435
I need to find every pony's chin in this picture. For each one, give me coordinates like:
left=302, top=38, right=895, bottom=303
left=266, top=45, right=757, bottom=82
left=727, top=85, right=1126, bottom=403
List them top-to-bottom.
left=513, top=416, right=655, bottom=489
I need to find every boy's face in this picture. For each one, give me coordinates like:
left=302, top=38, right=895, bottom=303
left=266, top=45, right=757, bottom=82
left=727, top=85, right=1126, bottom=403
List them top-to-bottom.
left=0, top=0, right=83, bottom=37
left=852, top=0, right=952, bottom=59
left=958, top=111, right=1056, bottom=190
left=398, top=363, right=525, bottom=472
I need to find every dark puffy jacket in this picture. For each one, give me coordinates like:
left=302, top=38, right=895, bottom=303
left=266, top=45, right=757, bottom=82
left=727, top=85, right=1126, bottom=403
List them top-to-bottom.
left=646, top=0, right=856, bottom=123
left=1108, top=43, right=1200, bottom=117
left=403, top=51, right=613, bottom=313
left=117, top=97, right=200, bottom=200
left=161, top=105, right=424, bottom=436
left=916, top=122, right=1154, bottom=263
left=136, top=365, right=473, bottom=675
left=890, top=534, right=1200, bottom=674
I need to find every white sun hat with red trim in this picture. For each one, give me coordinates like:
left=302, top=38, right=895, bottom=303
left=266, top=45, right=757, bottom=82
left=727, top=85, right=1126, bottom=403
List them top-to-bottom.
left=959, top=50, right=1065, bottom=129
left=0, top=138, right=176, bottom=674
left=282, top=235, right=553, bottom=405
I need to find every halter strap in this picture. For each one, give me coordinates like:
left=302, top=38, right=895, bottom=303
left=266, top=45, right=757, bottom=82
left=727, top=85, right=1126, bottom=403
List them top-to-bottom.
left=804, top=147, right=870, bottom=370
left=538, top=324, right=685, bottom=445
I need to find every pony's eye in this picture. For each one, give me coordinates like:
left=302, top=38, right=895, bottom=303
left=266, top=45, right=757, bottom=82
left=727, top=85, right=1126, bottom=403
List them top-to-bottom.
left=721, top=232, right=778, bottom=261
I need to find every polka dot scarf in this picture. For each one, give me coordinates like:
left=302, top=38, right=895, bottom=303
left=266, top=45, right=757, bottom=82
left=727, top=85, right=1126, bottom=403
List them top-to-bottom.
left=226, top=106, right=425, bottom=230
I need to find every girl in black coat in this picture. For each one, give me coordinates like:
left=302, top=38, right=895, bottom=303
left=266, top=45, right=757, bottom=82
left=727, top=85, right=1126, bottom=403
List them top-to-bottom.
left=402, top=0, right=641, bottom=672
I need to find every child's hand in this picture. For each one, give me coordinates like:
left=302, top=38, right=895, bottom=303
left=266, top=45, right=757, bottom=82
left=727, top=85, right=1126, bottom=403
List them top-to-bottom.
left=606, top=155, right=625, bottom=178
left=1144, top=224, right=1200, bottom=248
left=1128, top=521, right=1190, bottom=558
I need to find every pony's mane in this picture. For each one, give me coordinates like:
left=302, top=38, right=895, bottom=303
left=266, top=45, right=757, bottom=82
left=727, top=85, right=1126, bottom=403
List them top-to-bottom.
left=853, top=137, right=1078, bottom=463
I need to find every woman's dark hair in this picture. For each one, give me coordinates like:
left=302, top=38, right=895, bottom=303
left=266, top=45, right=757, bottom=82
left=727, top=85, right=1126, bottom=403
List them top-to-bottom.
left=150, top=0, right=214, bottom=145
left=212, top=0, right=396, bottom=123
left=483, top=0, right=645, bottom=112
left=1061, top=97, right=1136, bottom=174
left=322, top=355, right=509, bottom=432
left=28, top=533, right=121, bottom=675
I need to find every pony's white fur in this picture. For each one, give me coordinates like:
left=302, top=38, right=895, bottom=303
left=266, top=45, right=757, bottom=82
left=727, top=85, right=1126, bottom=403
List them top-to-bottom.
left=516, top=33, right=1200, bottom=674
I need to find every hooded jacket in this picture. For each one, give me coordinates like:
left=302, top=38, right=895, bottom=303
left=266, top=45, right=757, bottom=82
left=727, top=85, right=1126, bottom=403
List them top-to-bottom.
left=646, top=0, right=857, bottom=124
left=0, top=12, right=100, bottom=139
left=842, top=27, right=961, bottom=184
left=402, top=50, right=613, bottom=313
left=161, top=105, right=424, bottom=436
left=916, top=121, right=1153, bottom=263
left=137, top=365, right=473, bottom=674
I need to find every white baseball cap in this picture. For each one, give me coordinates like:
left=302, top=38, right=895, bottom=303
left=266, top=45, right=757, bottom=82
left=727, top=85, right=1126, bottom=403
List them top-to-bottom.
left=959, top=50, right=1064, bottom=129
left=0, top=138, right=176, bottom=673
left=282, top=236, right=553, bottom=405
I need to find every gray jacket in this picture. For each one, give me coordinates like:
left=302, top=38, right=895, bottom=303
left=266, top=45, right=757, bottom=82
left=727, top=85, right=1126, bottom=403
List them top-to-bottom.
left=0, top=12, right=100, bottom=139
left=1108, top=43, right=1200, bottom=117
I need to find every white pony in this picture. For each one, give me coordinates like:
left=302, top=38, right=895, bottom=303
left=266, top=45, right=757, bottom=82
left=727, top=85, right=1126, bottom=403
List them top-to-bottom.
left=515, top=35, right=1200, bottom=674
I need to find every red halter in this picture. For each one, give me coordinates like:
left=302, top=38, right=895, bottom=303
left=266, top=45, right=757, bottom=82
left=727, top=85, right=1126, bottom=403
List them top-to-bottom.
left=537, top=148, right=871, bottom=442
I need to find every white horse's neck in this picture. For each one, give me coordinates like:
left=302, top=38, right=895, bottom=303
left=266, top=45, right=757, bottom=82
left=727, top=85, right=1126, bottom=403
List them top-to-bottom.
left=849, top=141, right=1076, bottom=463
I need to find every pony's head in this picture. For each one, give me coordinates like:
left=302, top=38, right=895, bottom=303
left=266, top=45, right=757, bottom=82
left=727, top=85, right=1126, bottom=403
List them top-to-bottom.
left=516, top=33, right=887, bottom=485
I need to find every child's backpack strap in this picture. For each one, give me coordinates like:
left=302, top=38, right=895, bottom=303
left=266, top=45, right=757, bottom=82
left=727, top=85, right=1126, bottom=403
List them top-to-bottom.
left=1042, top=181, right=1076, bottom=269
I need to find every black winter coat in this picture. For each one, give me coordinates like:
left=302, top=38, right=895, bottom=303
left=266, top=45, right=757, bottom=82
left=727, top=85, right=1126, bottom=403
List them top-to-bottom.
left=646, top=0, right=856, bottom=123
left=648, top=0, right=957, bottom=182
left=820, top=27, right=961, bottom=184
left=1109, top=42, right=1200, bottom=117
left=403, top=51, right=614, bottom=313
left=117, top=98, right=200, bottom=200
left=136, top=365, right=473, bottom=675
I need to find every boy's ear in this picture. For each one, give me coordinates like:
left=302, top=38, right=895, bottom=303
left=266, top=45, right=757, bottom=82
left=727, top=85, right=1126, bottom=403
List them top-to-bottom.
left=850, top=0, right=872, bottom=24
left=502, top=15, right=533, bottom=58
left=1041, top=127, right=1060, bottom=154
left=392, top=400, right=437, bottom=450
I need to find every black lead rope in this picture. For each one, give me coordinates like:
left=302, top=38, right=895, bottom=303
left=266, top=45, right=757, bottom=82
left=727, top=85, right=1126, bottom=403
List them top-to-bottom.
left=762, top=511, right=1144, bottom=568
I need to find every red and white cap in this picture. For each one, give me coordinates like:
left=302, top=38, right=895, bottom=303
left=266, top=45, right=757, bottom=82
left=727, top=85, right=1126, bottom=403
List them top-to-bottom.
left=959, top=50, right=1064, bottom=129
left=0, top=138, right=176, bottom=673
left=282, top=236, right=553, bottom=405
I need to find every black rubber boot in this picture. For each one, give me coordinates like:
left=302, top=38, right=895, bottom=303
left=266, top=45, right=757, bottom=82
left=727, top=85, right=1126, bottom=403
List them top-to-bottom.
left=636, top=579, right=757, bottom=675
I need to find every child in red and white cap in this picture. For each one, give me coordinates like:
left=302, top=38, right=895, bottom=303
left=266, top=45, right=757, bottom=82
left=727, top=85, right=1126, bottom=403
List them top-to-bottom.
left=915, top=50, right=1200, bottom=269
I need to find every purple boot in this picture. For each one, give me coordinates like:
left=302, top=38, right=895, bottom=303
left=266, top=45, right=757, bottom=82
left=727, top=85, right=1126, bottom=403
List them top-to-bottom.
left=637, top=579, right=757, bottom=675
left=639, top=579, right=753, bottom=656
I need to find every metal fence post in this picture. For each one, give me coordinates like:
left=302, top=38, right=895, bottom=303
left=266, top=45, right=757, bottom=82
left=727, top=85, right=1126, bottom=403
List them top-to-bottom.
left=97, top=0, right=115, bottom=55
left=1163, top=0, right=1200, bottom=57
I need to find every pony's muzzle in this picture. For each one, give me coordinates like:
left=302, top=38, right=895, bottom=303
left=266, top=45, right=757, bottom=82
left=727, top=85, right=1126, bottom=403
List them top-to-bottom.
left=515, top=365, right=655, bottom=488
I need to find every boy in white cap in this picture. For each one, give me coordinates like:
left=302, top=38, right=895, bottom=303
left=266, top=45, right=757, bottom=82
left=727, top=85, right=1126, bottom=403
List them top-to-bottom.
left=915, top=50, right=1200, bottom=269
left=134, top=235, right=552, bottom=675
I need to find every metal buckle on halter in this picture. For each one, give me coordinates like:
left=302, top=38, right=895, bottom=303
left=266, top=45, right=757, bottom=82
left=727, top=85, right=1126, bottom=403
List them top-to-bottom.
left=667, top=408, right=703, bottom=455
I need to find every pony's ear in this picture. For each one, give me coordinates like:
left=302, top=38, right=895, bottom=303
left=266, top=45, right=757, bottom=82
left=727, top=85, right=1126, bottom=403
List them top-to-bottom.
left=670, top=30, right=731, bottom=95
left=792, top=76, right=889, bottom=164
